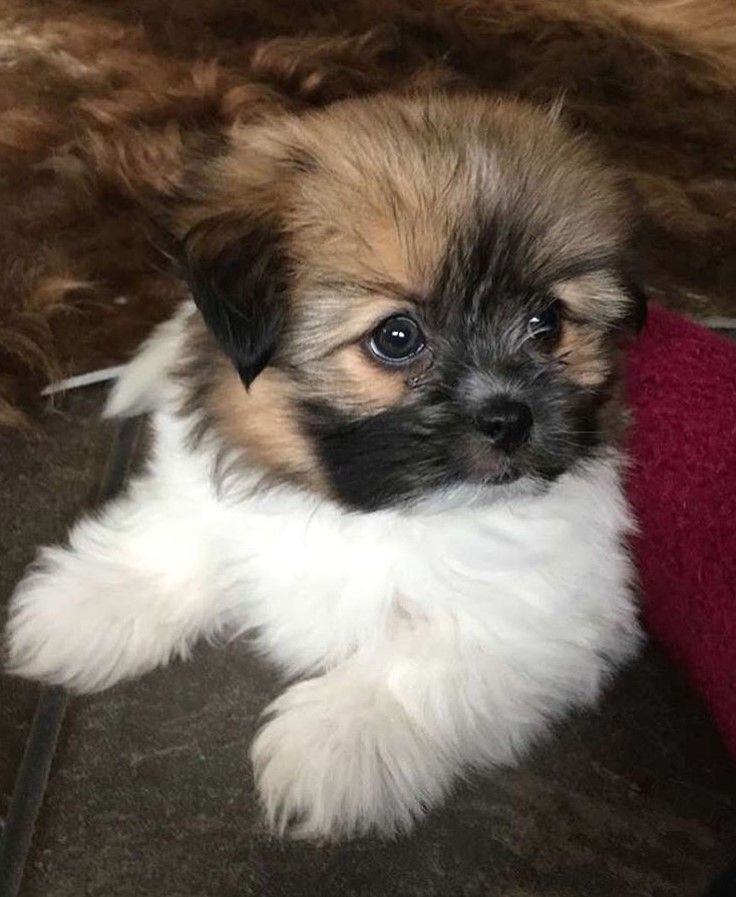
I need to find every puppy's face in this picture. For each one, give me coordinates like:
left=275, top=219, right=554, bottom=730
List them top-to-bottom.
left=178, top=94, right=644, bottom=510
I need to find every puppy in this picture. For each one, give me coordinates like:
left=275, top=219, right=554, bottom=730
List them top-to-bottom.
left=5, top=94, right=644, bottom=840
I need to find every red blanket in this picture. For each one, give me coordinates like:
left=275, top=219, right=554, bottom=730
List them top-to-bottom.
left=626, top=305, right=736, bottom=759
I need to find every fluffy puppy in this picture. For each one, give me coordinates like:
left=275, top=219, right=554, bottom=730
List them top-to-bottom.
left=5, top=94, right=645, bottom=840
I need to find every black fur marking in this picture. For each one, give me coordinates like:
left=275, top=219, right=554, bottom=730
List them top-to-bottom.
left=435, top=212, right=624, bottom=331
left=182, top=223, right=288, bottom=387
left=621, top=277, right=648, bottom=333
left=304, top=352, right=606, bottom=511
left=303, top=400, right=459, bottom=510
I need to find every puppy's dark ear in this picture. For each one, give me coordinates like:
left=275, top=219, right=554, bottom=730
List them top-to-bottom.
left=181, top=220, right=288, bottom=387
left=622, top=278, right=648, bottom=333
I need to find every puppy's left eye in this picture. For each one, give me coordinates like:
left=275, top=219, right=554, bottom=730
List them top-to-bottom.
left=527, top=302, right=561, bottom=339
left=369, top=315, right=426, bottom=364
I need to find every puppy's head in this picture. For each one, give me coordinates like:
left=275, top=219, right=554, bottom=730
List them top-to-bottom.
left=176, top=94, right=645, bottom=510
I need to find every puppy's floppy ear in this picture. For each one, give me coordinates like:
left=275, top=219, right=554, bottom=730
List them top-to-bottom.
left=181, top=217, right=288, bottom=387
left=621, top=277, right=648, bottom=333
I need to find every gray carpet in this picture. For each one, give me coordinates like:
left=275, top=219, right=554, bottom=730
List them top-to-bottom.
left=1, top=388, right=735, bottom=897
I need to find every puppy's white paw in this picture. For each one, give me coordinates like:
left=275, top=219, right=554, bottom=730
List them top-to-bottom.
left=6, top=546, right=190, bottom=693
left=250, top=673, right=453, bottom=840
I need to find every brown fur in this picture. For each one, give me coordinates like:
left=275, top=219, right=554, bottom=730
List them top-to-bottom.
left=1, top=0, right=735, bottom=428
left=554, top=275, right=629, bottom=387
left=178, top=318, right=328, bottom=493
left=212, top=365, right=325, bottom=491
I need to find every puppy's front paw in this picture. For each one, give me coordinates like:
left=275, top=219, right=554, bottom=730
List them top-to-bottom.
left=6, top=546, right=180, bottom=693
left=250, top=673, right=451, bottom=840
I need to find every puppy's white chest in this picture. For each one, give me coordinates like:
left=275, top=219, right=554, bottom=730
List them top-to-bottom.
left=214, top=466, right=631, bottom=678
left=218, top=502, right=402, bottom=672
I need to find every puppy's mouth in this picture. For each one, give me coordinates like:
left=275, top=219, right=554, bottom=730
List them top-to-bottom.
left=456, top=433, right=524, bottom=486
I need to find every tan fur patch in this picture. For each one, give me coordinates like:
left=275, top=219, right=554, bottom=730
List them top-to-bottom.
left=554, top=274, right=632, bottom=387
left=556, top=274, right=631, bottom=328
left=178, top=317, right=325, bottom=491
left=555, top=323, right=611, bottom=389
left=321, top=345, right=409, bottom=411
left=210, top=363, right=325, bottom=491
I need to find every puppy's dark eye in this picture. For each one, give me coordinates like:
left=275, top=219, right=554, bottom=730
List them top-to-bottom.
left=527, top=302, right=561, bottom=339
left=369, top=315, right=425, bottom=364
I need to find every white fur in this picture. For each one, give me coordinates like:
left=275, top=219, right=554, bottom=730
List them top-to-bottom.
left=103, top=301, right=196, bottom=418
left=5, top=308, right=641, bottom=840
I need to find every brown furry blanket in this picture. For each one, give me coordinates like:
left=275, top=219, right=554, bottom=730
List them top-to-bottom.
left=1, top=0, right=735, bottom=427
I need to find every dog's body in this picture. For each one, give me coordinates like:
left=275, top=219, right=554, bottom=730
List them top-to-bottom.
left=6, top=93, right=643, bottom=839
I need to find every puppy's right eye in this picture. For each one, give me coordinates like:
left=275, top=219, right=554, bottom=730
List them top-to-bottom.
left=527, top=301, right=561, bottom=341
left=369, top=315, right=426, bottom=364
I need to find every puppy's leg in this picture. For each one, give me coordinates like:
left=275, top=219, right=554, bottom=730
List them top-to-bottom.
left=5, top=478, right=221, bottom=692
left=251, top=606, right=621, bottom=841
left=251, top=615, right=545, bottom=840
left=251, top=660, right=456, bottom=841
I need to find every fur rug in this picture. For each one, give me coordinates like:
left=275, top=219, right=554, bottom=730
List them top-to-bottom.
left=1, top=0, right=735, bottom=427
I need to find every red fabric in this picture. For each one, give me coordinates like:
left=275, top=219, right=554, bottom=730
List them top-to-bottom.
left=625, top=304, right=736, bottom=759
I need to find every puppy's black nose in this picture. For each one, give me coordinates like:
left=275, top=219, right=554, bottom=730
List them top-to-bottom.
left=475, top=399, right=533, bottom=452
